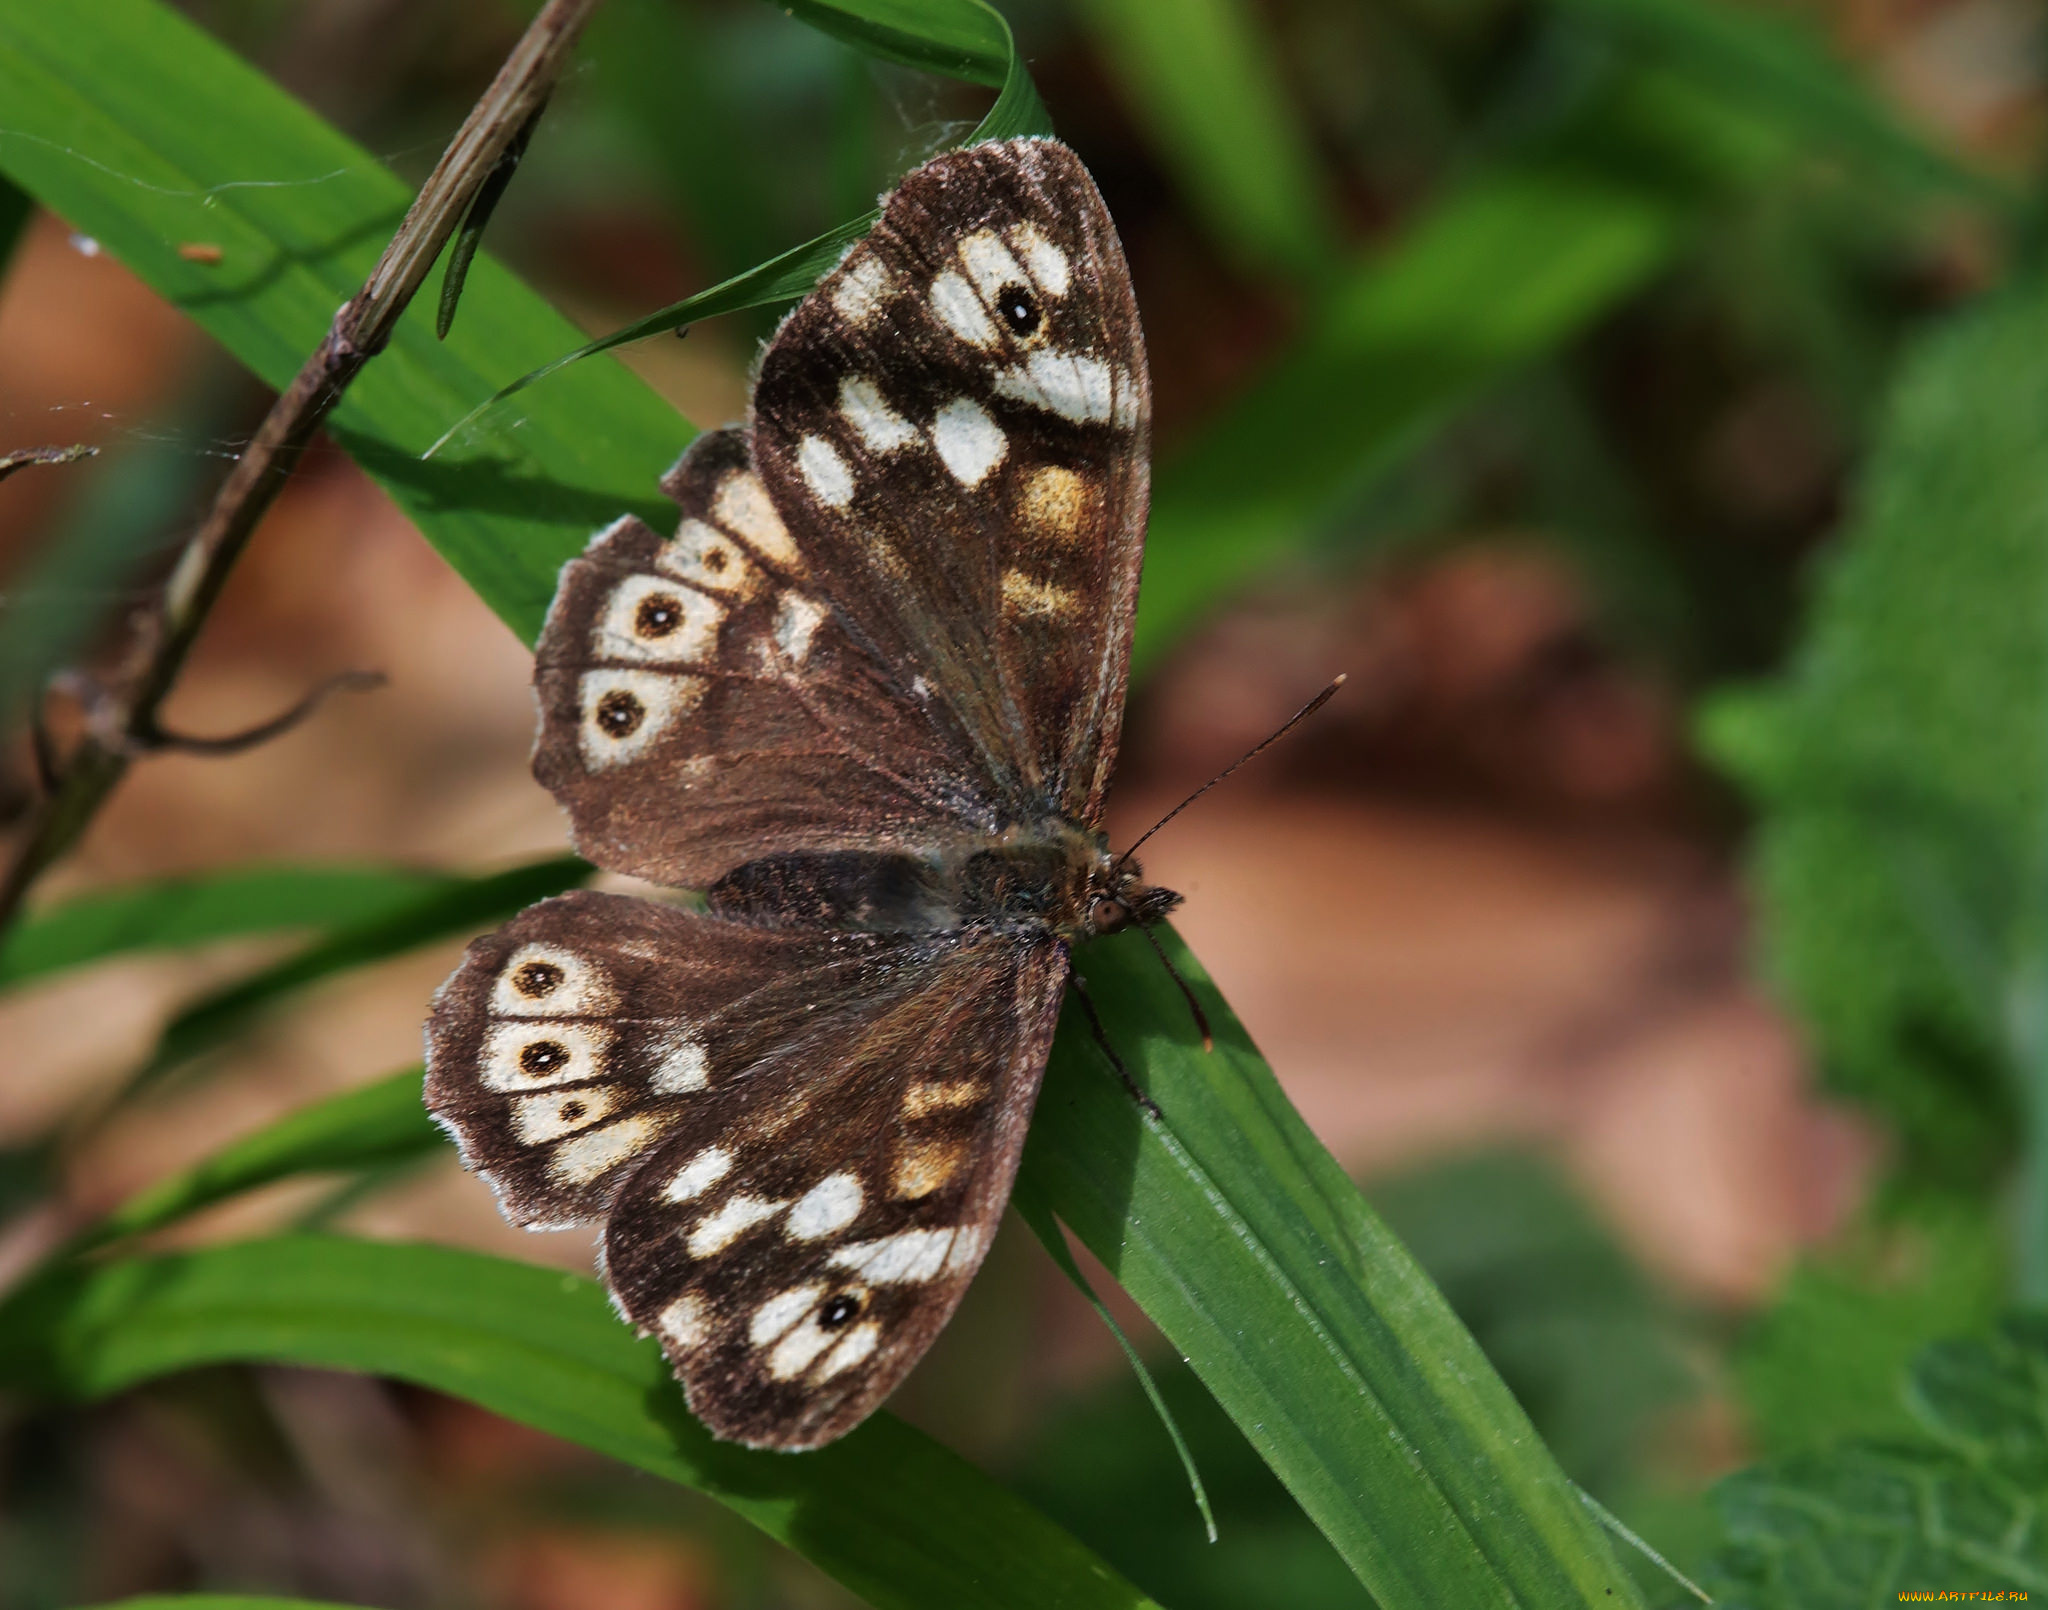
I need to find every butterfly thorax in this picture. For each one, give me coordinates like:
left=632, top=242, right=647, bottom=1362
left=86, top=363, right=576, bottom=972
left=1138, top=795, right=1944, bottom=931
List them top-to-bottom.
left=706, top=820, right=1178, bottom=942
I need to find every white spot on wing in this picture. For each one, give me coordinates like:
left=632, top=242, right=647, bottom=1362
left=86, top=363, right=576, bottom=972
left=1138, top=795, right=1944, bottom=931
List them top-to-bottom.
left=1009, top=222, right=1071, bottom=297
left=958, top=229, right=1029, bottom=300
left=832, top=252, right=895, bottom=326
left=929, top=269, right=997, bottom=348
left=993, top=350, right=1115, bottom=424
left=838, top=376, right=917, bottom=452
left=930, top=398, right=1006, bottom=486
left=797, top=435, right=855, bottom=509
left=713, top=471, right=804, bottom=573
left=592, top=573, right=725, bottom=664
left=772, top=592, right=827, bottom=667
left=576, top=668, right=706, bottom=771
left=491, top=943, right=615, bottom=1017
left=481, top=1021, right=614, bottom=1092
left=645, top=1027, right=709, bottom=1093
left=549, top=1112, right=666, bottom=1184
left=663, top=1146, right=731, bottom=1203
left=786, top=1172, right=863, bottom=1241
left=687, top=1193, right=786, bottom=1257
left=828, top=1228, right=957, bottom=1284
left=749, top=1284, right=824, bottom=1346
left=658, top=1293, right=706, bottom=1350
left=766, top=1317, right=836, bottom=1380
left=815, top=1320, right=881, bottom=1380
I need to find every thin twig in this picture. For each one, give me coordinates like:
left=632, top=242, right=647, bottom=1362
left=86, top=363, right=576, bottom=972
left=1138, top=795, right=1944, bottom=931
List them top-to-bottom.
left=0, top=0, right=603, bottom=935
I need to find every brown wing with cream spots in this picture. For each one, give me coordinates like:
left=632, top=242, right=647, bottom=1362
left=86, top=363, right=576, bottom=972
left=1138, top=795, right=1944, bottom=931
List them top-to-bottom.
left=750, top=137, right=1151, bottom=827
left=531, top=428, right=993, bottom=889
left=601, top=926, right=1068, bottom=1450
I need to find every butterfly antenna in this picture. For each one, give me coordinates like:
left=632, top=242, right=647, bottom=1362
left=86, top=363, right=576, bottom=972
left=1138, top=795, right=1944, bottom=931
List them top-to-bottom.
left=1113, top=674, right=1347, bottom=876
left=1138, top=921, right=1213, bottom=1052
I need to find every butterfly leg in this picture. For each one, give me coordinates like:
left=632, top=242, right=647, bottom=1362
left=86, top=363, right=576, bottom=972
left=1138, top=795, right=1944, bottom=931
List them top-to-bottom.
left=1066, top=970, right=1161, bottom=1120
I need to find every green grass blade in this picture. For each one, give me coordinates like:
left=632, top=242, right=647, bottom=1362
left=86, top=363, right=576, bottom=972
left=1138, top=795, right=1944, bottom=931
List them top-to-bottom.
left=0, top=0, right=689, bottom=647
left=426, top=0, right=1050, bottom=453
left=1072, top=0, right=1339, bottom=278
left=124, top=856, right=587, bottom=1098
left=0, top=863, right=455, bottom=990
left=1023, top=929, right=1644, bottom=1608
left=75, top=1067, right=434, bottom=1252
left=1010, top=1178, right=1218, bottom=1544
left=0, top=1236, right=1163, bottom=1610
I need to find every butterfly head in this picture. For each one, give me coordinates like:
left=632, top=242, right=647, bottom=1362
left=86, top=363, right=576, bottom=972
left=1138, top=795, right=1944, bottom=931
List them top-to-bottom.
left=1082, top=856, right=1181, bottom=939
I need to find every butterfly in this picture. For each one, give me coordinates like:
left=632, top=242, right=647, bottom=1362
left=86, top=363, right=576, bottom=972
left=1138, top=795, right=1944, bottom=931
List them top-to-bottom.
left=424, top=136, right=1179, bottom=1451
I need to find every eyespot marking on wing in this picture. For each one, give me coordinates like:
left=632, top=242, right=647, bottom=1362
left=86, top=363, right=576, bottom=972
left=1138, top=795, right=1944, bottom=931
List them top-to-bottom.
left=930, top=399, right=1006, bottom=486
left=658, top=519, right=764, bottom=599
left=593, top=573, right=725, bottom=664
left=577, top=668, right=706, bottom=770
left=491, top=943, right=616, bottom=1017
left=480, top=1021, right=615, bottom=1092
left=513, top=1083, right=623, bottom=1144
left=786, top=1172, right=864, bottom=1240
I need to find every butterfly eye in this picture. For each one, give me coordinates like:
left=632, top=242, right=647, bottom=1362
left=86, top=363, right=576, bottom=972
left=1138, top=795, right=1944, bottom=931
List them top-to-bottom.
left=997, top=284, right=1040, bottom=337
left=636, top=594, right=685, bottom=637
left=596, top=688, right=645, bottom=736
left=1091, top=897, right=1129, bottom=934
left=513, top=960, right=564, bottom=998
left=520, top=1039, right=570, bottom=1076
left=819, top=1293, right=863, bottom=1329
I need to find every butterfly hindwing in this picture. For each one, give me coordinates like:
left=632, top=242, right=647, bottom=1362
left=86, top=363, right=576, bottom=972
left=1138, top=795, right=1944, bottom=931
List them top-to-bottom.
left=751, top=137, right=1150, bottom=826
left=532, top=428, right=989, bottom=887
left=425, top=888, right=1068, bottom=1450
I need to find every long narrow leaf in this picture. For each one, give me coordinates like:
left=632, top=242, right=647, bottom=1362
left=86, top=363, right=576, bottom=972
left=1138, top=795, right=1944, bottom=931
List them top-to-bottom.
left=0, top=0, right=689, bottom=646
left=424, top=0, right=1051, bottom=453
left=123, top=856, right=587, bottom=1098
left=0, top=863, right=453, bottom=990
left=1022, top=929, right=1645, bottom=1607
left=74, top=1067, right=434, bottom=1252
left=0, top=1236, right=1163, bottom=1610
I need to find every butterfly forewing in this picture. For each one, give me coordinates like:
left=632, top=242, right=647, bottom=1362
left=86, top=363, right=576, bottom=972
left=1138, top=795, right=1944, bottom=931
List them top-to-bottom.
left=751, top=139, right=1150, bottom=824
left=532, top=428, right=991, bottom=888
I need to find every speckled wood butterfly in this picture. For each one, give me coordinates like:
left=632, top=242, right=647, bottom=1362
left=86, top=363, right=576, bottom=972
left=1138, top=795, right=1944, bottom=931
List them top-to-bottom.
left=424, top=137, right=1174, bottom=1450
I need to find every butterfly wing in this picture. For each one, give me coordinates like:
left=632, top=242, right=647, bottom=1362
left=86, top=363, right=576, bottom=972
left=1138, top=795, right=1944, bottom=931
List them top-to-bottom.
left=750, top=136, right=1150, bottom=826
left=531, top=428, right=993, bottom=887
left=425, top=890, right=1068, bottom=1449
